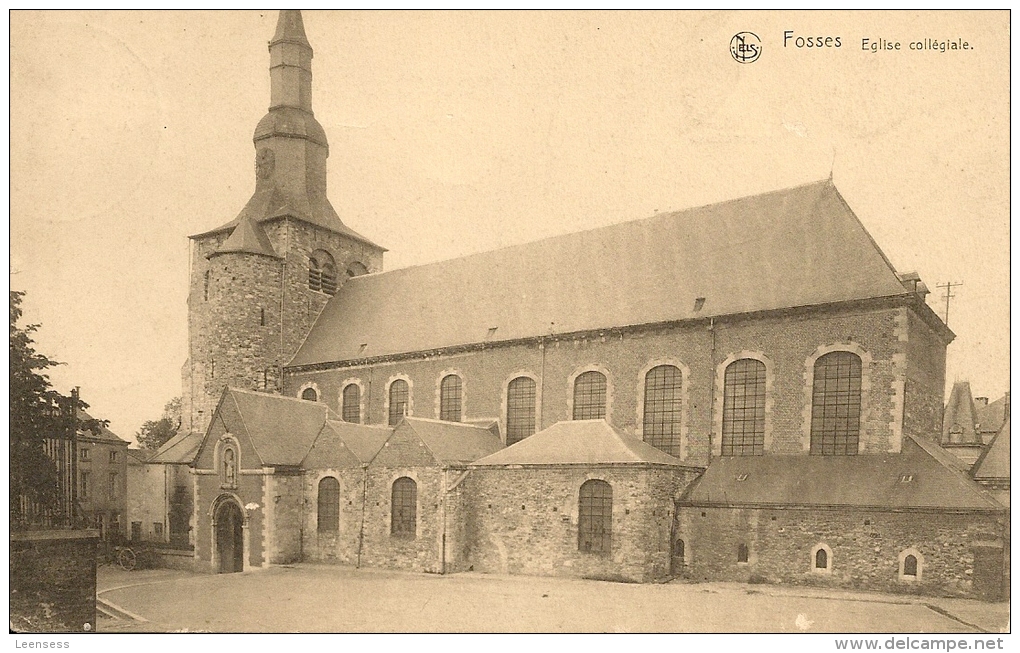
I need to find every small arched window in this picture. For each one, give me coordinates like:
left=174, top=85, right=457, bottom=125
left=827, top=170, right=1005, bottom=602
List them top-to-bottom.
left=309, top=250, right=338, bottom=295
left=346, top=261, right=369, bottom=278
left=810, top=351, right=863, bottom=455
left=722, top=358, right=767, bottom=456
left=643, top=364, right=683, bottom=456
left=573, top=371, right=607, bottom=420
left=440, top=375, right=462, bottom=422
left=506, top=376, right=537, bottom=445
left=389, top=379, right=409, bottom=426
left=342, top=384, right=361, bottom=423
left=302, top=387, right=318, bottom=402
left=317, top=477, right=340, bottom=533
left=391, top=477, right=417, bottom=538
left=578, top=479, right=612, bottom=556
left=674, top=539, right=685, bottom=566
left=737, top=543, right=750, bottom=564
left=811, top=543, right=833, bottom=573
left=815, top=548, right=828, bottom=569
left=899, top=548, right=923, bottom=581
left=903, top=555, right=917, bottom=576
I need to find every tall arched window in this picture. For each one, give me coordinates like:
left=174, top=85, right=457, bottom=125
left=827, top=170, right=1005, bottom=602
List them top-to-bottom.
left=309, top=250, right=338, bottom=295
left=810, top=351, right=863, bottom=455
left=722, top=358, right=767, bottom=456
left=643, top=365, right=683, bottom=456
left=573, top=371, right=607, bottom=420
left=439, top=375, right=462, bottom=422
left=506, top=376, right=537, bottom=445
left=388, top=379, right=409, bottom=426
left=342, top=384, right=361, bottom=423
left=301, top=387, right=318, bottom=402
left=317, top=477, right=340, bottom=533
left=391, top=477, right=417, bottom=538
left=578, top=479, right=612, bottom=556
left=815, top=548, right=828, bottom=570
left=903, top=554, right=918, bottom=577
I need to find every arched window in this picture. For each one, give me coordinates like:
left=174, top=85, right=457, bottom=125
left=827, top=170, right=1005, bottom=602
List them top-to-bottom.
left=309, top=250, right=338, bottom=295
left=346, top=261, right=369, bottom=278
left=810, top=351, right=863, bottom=455
left=722, top=358, right=767, bottom=456
left=643, top=365, right=683, bottom=456
left=573, top=371, right=607, bottom=420
left=439, top=375, right=462, bottom=422
left=506, top=376, right=537, bottom=445
left=388, top=379, right=409, bottom=426
left=342, top=384, right=361, bottom=423
left=301, top=387, right=318, bottom=402
left=222, top=447, right=237, bottom=487
left=317, top=477, right=340, bottom=533
left=391, top=477, right=417, bottom=538
left=578, top=479, right=612, bottom=556
left=674, top=539, right=685, bottom=566
left=737, top=543, right=750, bottom=563
left=811, top=543, right=832, bottom=573
left=815, top=548, right=828, bottom=569
left=899, top=548, right=923, bottom=581
left=903, top=555, right=917, bottom=576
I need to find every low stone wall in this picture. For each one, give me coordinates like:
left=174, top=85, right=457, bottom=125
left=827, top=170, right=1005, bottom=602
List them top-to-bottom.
left=10, top=530, right=98, bottom=632
left=150, top=547, right=195, bottom=571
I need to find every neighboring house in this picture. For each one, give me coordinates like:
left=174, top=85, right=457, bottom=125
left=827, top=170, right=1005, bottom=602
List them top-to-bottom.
left=940, top=381, right=985, bottom=468
left=975, top=392, right=1010, bottom=444
left=76, top=409, right=129, bottom=540
left=972, top=417, right=1010, bottom=507
left=145, top=429, right=204, bottom=548
left=126, top=448, right=169, bottom=543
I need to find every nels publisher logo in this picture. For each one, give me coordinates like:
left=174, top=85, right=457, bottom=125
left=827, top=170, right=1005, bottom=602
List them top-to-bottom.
left=730, top=32, right=762, bottom=63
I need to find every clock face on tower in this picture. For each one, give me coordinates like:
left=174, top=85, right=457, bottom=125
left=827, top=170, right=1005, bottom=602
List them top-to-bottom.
left=256, top=148, right=275, bottom=180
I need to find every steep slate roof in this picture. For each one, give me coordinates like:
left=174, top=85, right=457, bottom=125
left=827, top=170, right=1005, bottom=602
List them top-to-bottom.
left=291, top=180, right=911, bottom=367
left=211, top=215, right=279, bottom=258
left=942, top=381, right=981, bottom=445
left=222, top=388, right=333, bottom=466
left=976, top=394, right=1009, bottom=437
left=76, top=408, right=129, bottom=445
left=396, top=418, right=505, bottom=466
left=972, top=418, right=1010, bottom=483
left=303, top=419, right=392, bottom=467
left=471, top=420, right=685, bottom=467
left=148, top=429, right=205, bottom=465
left=680, top=434, right=1003, bottom=511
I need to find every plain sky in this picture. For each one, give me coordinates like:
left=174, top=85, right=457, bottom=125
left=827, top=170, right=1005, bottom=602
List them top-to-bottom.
left=9, top=10, right=1009, bottom=442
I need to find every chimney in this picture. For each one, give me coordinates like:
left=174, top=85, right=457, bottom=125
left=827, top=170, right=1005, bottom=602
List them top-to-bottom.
left=898, top=272, right=930, bottom=302
left=975, top=397, right=989, bottom=407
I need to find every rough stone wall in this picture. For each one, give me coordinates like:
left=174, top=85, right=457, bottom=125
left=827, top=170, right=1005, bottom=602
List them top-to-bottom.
left=287, top=303, right=912, bottom=466
left=903, top=307, right=949, bottom=442
left=126, top=462, right=167, bottom=541
left=358, top=466, right=446, bottom=573
left=463, top=467, right=695, bottom=582
left=301, top=469, right=366, bottom=565
left=265, top=471, right=305, bottom=564
left=193, top=472, right=265, bottom=572
left=675, top=506, right=1006, bottom=598
left=10, top=531, right=97, bottom=633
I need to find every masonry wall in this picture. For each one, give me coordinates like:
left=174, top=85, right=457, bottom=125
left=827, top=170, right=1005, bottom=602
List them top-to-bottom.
left=287, top=302, right=919, bottom=466
left=903, top=306, right=949, bottom=442
left=77, top=438, right=129, bottom=538
left=126, top=462, right=167, bottom=542
left=358, top=466, right=447, bottom=573
left=463, top=466, right=697, bottom=582
left=301, top=469, right=367, bottom=565
left=265, top=471, right=305, bottom=564
left=193, top=472, right=266, bottom=572
left=676, top=505, right=1006, bottom=599
left=10, top=531, right=98, bottom=633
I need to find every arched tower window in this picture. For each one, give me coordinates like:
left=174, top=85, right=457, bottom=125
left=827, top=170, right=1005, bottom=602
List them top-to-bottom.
left=309, top=249, right=338, bottom=295
left=346, top=261, right=369, bottom=278
left=810, top=351, right=863, bottom=455
left=722, top=359, right=767, bottom=456
left=642, top=365, right=683, bottom=456
left=573, top=371, right=607, bottom=420
left=439, top=375, right=462, bottom=422
left=506, top=376, right=537, bottom=445
left=389, top=379, right=409, bottom=426
left=342, top=383, right=361, bottom=423
left=301, top=387, right=318, bottom=402
left=317, top=477, right=340, bottom=533
left=391, top=477, right=417, bottom=538
left=578, top=479, right=612, bottom=556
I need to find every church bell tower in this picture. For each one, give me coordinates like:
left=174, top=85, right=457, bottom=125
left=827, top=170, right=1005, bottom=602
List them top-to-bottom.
left=182, top=10, right=386, bottom=435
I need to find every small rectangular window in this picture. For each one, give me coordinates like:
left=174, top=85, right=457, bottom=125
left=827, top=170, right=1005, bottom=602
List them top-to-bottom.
left=80, top=448, right=90, bottom=461
left=110, top=450, right=118, bottom=463
left=80, top=471, right=89, bottom=499
left=109, top=472, right=118, bottom=498
left=131, top=521, right=142, bottom=541
left=153, top=522, right=164, bottom=538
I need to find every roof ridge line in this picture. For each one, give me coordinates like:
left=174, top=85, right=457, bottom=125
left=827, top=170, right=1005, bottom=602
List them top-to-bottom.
left=230, top=391, right=267, bottom=467
left=399, top=419, right=444, bottom=467
left=905, top=433, right=1003, bottom=508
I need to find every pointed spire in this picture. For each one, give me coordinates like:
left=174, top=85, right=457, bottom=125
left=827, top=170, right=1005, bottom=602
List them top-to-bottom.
left=268, top=10, right=313, bottom=113
left=271, top=10, right=311, bottom=48
left=943, top=381, right=981, bottom=445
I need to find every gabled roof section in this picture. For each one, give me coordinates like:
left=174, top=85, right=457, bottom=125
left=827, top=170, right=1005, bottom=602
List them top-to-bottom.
left=291, top=180, right=910, bottom=367
left=210, top=215, right=279, bottom=259
left=943, top=381, right=981, bottom=445
left=222, top=388, right=331, bottom=466
left=976, top=394, right=1009, bottom=436
left=76, top=408, right=129, bottom=445
left=973, top=417, right=1010, bottom=482
left=398, top=418, right=505, bottom=466
left=303, top=420, right=392, bottom=468
left=471, top=420, right=685, bottom=467
left=148, top=429, right=205, bottom=465
left=680, top=434, right=1003, bottom=511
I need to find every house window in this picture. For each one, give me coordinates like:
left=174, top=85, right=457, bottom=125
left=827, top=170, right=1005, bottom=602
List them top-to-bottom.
left=309, top=250, right=338, bottom=295
left=810, top=351, right=863, bottom=455
left=722, top=358, right=767, bottom=456
left=642, top=364, right=683, bottom=456
left=573, top=371, right=607, bottom=420
left=439, top=375, right=462, bottom=422
left=506, top=376, right=537, bottom=445
left=389, top=379, right=409, bottom=426
left=342, top=384, right=361, bottom=423
left=301, top=387, right=318, bottom=402
left=222, top=447, right=237, bottom=487
left=80, top=448, right=90, bottom=461
left=110, top=450, right=119, bottom=463
left=80, top=471, right=89, bottom=499
left=108, top=472, right=118, bottom=498
left=317, top=477, right=340, bottom=533
left=391, top=477, right=417, bottom=538
left=578, top=479, right=612, bottom=556
left=110, top=512, right=121, bottom=537
left=131, top=521, right=142, bottom=541
left=153, top=522, right=164, bottom=538
left=737, top=543, right=750, bottom=564
left=811, top=543, right=833, bottom=573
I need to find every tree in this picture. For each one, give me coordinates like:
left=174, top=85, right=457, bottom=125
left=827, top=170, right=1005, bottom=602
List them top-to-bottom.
left=136, top=396, right=182, bottom=450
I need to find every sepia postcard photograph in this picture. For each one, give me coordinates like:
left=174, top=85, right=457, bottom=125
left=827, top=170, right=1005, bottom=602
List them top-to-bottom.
left=8, top=8, right=1010, bottom=645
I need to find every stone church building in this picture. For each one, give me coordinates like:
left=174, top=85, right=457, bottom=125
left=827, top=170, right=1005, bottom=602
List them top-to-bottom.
left=182, top=11, right=1007, bottom=599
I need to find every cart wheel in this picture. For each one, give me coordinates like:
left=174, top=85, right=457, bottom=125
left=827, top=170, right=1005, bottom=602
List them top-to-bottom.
left=118, top=547, right=137, bottom=571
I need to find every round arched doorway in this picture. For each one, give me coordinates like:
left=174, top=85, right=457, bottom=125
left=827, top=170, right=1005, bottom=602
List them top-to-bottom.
left=215, top=500, right=244, bottom=573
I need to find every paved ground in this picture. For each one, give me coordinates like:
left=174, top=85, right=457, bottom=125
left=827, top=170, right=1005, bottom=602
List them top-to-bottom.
left=96, top=564, right=1010, bottom=633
